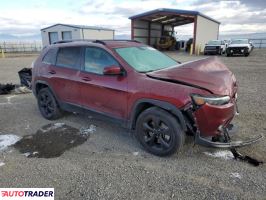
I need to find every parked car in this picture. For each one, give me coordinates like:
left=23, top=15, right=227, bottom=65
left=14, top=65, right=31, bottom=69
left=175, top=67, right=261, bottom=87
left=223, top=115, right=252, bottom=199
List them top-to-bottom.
left=226, top=39, right=253, bottom=57
left=32, top=40, right=260, bottom=156
left=204, top=40, right=226, bottom=55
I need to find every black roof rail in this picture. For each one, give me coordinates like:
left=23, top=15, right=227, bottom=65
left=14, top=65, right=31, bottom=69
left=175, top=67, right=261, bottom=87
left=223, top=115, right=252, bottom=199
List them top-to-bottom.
left=52, top=39, right=142, bottom=45
left=52, top=39, right=93, bottom=44
left=93, top=39, right=142, bottom=45
left=93, top=40, right=106, bottom=45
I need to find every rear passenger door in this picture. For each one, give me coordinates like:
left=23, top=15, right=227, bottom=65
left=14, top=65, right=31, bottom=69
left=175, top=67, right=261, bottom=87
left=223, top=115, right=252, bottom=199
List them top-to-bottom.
left=47, top=46, right=82, bottom=105
left=79, top=46, right=128, bottom=119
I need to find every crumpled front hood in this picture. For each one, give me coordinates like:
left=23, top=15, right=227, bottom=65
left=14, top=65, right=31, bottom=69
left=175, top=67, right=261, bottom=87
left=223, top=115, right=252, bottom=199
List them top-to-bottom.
left=147, top=57, right=237, bottom=96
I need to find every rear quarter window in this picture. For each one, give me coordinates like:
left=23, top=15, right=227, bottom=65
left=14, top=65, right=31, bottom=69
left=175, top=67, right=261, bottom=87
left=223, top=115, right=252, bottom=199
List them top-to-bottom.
left=56, top=47, right=81, bottom=70
left=42, top=48, right=58, bottom=65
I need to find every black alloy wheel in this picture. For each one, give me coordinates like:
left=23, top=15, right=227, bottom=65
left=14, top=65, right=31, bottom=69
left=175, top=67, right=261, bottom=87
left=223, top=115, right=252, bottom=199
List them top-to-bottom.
left=37, top=88, right=62, bottom=120
left=136, top=107, right=185, bottom=156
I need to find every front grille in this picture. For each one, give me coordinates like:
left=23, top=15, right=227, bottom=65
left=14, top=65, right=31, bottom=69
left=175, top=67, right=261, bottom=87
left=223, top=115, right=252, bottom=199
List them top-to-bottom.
left=205, top=46, right=219, bottom=50
left=229, top=47, right=247, bottom=54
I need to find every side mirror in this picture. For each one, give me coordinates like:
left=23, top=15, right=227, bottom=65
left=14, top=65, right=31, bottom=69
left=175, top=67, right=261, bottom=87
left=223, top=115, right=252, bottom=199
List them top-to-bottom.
left=103, top=65, right=123, bottom=75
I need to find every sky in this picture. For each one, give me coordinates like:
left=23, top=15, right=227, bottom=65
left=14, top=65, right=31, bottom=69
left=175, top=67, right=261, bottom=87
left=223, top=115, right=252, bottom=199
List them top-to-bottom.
left=0, top=0, right=265, bottom=39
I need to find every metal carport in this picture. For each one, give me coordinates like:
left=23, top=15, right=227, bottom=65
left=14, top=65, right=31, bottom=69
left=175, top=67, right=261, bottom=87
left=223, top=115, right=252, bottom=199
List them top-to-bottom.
left=129, top=8, right=220, bottom=54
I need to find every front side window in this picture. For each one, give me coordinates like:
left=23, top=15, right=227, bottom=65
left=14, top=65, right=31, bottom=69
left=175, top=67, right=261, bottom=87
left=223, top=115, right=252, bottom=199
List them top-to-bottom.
left=115, top=46, right=178, bottom=73
left=56, top=47, right=81, bottom=69
left=84, top=47, right=119, bottom=74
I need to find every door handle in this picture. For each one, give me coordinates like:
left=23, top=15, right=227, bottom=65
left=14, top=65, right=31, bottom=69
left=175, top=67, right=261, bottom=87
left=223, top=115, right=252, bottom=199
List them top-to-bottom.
left=48, top=70, right=56, bottom=74
left=82, top=77, right=91, bottom=82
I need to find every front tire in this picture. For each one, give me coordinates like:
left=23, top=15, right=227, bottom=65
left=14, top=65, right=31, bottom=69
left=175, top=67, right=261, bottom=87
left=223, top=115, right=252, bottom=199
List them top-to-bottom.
left=37, top=88, right=62, bottom=120
left=135, top=107, right=185, bottom=156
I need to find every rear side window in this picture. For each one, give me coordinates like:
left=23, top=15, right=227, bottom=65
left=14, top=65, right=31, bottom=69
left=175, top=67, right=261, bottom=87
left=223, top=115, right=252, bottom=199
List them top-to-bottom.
left=56, top=47, right=81, bottom=69
left=42, top=48, right=57, bottom=65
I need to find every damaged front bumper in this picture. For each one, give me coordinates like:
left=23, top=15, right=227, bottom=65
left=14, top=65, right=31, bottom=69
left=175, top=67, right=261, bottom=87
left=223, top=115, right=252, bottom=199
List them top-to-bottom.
left=184, top=97, right=263, bottom=148
left=195, top=125, right=263, bottom=148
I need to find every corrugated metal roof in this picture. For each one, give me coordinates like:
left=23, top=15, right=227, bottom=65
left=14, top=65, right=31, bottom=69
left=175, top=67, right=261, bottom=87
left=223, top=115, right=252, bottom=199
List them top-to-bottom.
left=129, top=8, right=220, bottom=24
left=41, top=23, right=115, bottom=31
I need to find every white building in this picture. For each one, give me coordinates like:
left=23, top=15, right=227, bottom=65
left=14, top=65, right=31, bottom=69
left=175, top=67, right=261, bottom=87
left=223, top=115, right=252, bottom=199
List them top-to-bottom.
left=41, top=24, right=115, bottom=46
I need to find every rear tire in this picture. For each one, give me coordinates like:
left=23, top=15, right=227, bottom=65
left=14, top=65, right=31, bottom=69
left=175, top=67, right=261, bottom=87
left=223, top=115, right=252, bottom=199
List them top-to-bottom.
left=37, top=88, right=62, bottom=120
left=135, top=107, right=185, bottom=156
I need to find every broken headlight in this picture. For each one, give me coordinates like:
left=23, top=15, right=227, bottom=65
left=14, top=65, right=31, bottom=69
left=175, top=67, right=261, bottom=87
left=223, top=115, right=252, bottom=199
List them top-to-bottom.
left=191, top=94, right=230, bottom=106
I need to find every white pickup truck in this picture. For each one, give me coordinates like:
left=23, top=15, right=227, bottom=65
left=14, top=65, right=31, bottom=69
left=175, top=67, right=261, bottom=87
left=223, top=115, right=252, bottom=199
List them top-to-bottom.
left=226, top=39, right=253, bottom=57
left=204, top=40, right=226, bottom=55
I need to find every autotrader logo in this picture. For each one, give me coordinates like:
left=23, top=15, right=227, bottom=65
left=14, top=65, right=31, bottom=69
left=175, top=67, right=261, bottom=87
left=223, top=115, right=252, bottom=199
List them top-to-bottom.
left=0, top=188, right=54, bottom=199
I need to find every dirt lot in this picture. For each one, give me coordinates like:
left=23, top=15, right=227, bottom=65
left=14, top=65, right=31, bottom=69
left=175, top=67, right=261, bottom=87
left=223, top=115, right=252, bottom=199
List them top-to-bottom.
left=0, top=50, right=265, bottom=200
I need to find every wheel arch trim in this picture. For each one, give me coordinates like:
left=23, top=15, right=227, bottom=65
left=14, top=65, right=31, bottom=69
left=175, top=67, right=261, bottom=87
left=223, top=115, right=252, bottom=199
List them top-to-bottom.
left=130, top=98, right=187, bottom=131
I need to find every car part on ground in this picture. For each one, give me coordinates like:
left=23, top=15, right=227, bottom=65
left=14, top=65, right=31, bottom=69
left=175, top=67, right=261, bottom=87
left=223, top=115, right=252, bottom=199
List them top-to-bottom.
left=32, top=39, right=261, bottom=156
left=226, top=39, right=253, bottom=57
left=18, top=68, right=32, bottom=88
left=0, top=83, right=15, bottom=95
left=230, top=148, right=263, bottom=166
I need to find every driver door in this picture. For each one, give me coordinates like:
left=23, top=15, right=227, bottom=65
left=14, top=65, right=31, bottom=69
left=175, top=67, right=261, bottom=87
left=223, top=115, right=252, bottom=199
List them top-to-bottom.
left=78, top=47, right=128, bottom=119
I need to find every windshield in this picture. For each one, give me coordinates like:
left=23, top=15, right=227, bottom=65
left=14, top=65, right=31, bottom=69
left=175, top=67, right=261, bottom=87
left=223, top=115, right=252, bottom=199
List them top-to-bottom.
left=231, top=39, right=248, bottom=44
left=207, top=40, right=221, bottom=45
left=115, top=46, right=178, bottom=72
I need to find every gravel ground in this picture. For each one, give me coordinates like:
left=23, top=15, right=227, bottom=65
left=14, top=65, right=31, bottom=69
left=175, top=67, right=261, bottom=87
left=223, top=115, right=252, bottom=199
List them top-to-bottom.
left=0, top=50, right=265, bottom=200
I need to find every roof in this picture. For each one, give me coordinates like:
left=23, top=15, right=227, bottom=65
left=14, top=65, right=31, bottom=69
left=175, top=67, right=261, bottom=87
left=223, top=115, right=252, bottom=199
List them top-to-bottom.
left=129, top=8, right=220, bottom=25
left=41, top=23, right=114, bottom=31
left=47, top=40, right=145, bottom=49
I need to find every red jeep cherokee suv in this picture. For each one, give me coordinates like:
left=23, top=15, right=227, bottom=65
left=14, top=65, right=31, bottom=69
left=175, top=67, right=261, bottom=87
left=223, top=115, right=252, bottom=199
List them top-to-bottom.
left=32, top=40, right=258, bottom=156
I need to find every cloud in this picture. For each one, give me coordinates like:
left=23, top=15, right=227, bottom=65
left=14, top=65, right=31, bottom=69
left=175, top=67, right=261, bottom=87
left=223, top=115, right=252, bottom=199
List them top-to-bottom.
left=0, top=0, right=265, bottom=38
left=190, top=0, right=266, bottom=34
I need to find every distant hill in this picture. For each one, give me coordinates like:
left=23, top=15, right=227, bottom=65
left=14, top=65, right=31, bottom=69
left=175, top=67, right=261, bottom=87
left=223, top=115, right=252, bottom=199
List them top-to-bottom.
left=219, top=32, right=266, bottom=40
left=0, top=34, right=41, bottom=42
left=115, top=34, right=131, bottom=40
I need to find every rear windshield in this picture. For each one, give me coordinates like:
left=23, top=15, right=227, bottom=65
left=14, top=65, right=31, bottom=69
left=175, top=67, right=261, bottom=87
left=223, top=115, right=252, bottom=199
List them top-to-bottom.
left=115, top=46, right=178, bottom=72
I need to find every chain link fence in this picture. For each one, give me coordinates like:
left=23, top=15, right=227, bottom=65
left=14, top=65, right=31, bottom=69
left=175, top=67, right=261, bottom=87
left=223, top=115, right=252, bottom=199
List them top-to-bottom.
left=0, top=41, right=42, bottom=53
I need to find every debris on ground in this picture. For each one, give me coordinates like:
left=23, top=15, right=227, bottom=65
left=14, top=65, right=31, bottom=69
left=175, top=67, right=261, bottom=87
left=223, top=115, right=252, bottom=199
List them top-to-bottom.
left=0, top=67, right=32, bottom=95
left=18, top=68, right=32, bottom=88
left=0, top=83, right=15, bottom=95
left=14, top=86, right=31, bottom=94
left=0, top=95, right=17, bottom=105
left=39, top=122, right=65, bottom=133
left=14, top=123, right=90, bottom=158
left=80, top=125, right=96, bottom=136
left=0, top=134, right=21, bottom=151
left=230, top=148, right=263, bottom=167
left=204, top=149, right=263, bottom=167
left=204, top=150, right=234, bottom=160
left=133, top=152, right=139, bottom=156
left=0, top=162, right=5, bottom=167
left=230, top=172, right=242, bottom=179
